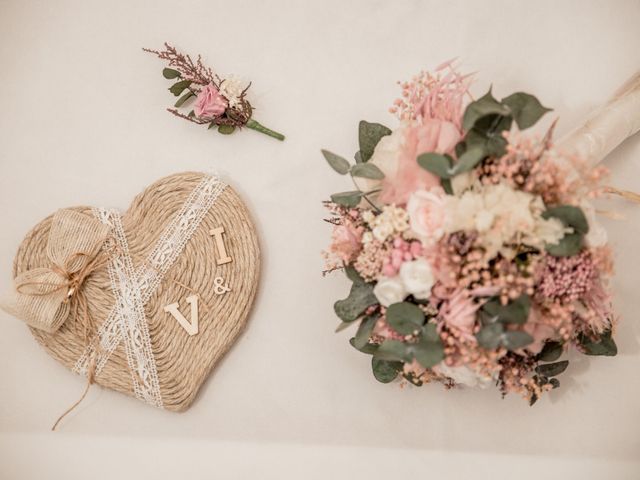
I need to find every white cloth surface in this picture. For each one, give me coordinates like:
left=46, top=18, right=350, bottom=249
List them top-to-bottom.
left=0, top=0, right=639, bottom=478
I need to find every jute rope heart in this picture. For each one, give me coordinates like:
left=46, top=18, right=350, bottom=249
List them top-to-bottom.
left=3, top=172, right=260, bottom=421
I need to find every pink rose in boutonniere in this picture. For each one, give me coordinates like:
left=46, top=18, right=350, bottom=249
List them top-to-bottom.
left=144, top=43, right=285, bottom=141
left=194, top=83, right=228, bottom=120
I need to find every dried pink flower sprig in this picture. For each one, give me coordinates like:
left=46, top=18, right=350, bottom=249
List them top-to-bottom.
left=144, top=43, right=285, bottom=141
left=321, top=62, right=619, bottom=405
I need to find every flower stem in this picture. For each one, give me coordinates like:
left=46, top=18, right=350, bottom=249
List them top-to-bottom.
left=246, top=118, right=285, bottom=141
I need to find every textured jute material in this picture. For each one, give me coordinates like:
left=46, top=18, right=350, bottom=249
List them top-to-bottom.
left=9, top=172, right=260, bottom=411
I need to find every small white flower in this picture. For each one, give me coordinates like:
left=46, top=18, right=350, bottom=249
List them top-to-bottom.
left=218, top=76, right=248, bottom=108
left=362, top=210, right=375, bottom=224
left=372, top=223, right=394, bottom=242
left=361, top=232, right=374, bottom=244
left=399, top=258, right=434, bottom=300
left=373, top=276, right=407, bottom=307
left=434, top=363, right=492, bottom=388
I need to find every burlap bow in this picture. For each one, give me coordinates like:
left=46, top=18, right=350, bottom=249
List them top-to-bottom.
left=1, top=209, right=110, bottom=333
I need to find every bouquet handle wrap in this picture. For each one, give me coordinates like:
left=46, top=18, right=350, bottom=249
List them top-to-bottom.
left=558, top=71, right=640, bottom=166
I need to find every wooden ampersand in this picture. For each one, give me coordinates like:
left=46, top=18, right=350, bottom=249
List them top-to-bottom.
left=165, top=226, right=234, bottom=335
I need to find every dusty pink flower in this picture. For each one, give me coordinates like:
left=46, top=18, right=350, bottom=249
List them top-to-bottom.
left=194, top=83, right=228, bottom=120
left=379, top=120, right=461, bottom=205
left=407, top=187, right=447, bottom=244
left=330, top=224, right=362, bottom=262
left=439, top=289, right=479, bottom=338
left=522, top=307, right=558, bottom=354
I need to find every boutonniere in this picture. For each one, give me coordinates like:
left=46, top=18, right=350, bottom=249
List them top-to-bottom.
left=144, top=43, right=284, bottom=141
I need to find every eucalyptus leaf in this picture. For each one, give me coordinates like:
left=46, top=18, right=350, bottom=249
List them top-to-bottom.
left=162, top=68, right=181, bottom=79
left=168, top=79, right=192, bottom=96
left=462, top=89, right=511, bottom=131
left=174, top=91, right=195, bottom=108
left=502, top=92, right=552, bottom=130
left=359, top=121, right=392, bottom=162
left=218, top=125, right=235, bottom=135
left=450, top=145, right=486, bottom=175
left=322, top=149, right=351, bottom=175
left=354, top=151, right=364, bottom=164
left=417, top=153, right=453, bottom=178
left=351, top=163, right=385, bottom=180
left=441, top=178, right=453, bottom=195
left=330, top=191, right=363, bottom=208
left=543, top=205, right=589, bottom=234
left=543, top=205, right=588, bottom=257
left=545, top=233, right=583, bottom=257
left=344, top=266, right=365, bottom=284
left=334, top=282, right=377, bottom=322
left=481, top=295, right=531, bottom=325
left=386, top=302, right=425, bottom=335
left=354, top=314, right=379, bottom=350
left=476, top=323, right=504, bottom=349
left=502, top=330, right=534, bottom=350
left=578, top=330, right=617, bottom=356
left=412, top=336, right=445, bottom=368
left=349, top=337, right=379, bottom=355
left=374, top=339, right=410, bottom=362
left=538, top=341, right=563, bottom=362
left=372, top=357, right=402, bottom=383
left=535, top=360, right=569, bottom=377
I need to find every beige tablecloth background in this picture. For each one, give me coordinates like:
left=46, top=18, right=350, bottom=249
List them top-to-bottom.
left=1, top=0, right=639, bottom=478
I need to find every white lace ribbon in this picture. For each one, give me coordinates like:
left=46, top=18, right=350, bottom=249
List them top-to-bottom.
left=72, top=175, right=227, bottom=407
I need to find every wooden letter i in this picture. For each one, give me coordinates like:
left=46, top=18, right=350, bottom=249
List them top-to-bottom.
left=209, top=226, right=232, bottom=265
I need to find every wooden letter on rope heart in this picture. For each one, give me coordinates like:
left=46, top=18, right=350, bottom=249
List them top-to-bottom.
left=4, top=172, right=260, bottom=414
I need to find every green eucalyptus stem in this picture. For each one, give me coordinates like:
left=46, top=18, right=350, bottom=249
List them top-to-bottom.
left=245, top=118, right=285, bottom=141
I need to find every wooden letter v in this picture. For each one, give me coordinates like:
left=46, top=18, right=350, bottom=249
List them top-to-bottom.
left=163, top=294, right=199, bottom=336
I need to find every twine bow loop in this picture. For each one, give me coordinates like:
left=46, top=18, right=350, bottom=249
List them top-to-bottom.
left=1, top=209, right=110, bottom=333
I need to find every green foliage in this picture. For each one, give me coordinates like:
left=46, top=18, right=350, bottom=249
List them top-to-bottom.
left=162, top=68, right=181, bottom=79
left=168, top=80, right=192, bottom=96
left=457, top=88, right=550, bottom=160
left=462, top=89, right=510, bottom=132
left=174, top=91, right=195, bottom=108
left=502, top=92, right=552, bottom=130
left=359, top=121, right=392, bottom=162
left=217, top=125, right=236, bottom=135
left=322, top=150, right=351, bottom=175
left=417, top=153, right=454, bottom=178
left=351, top=163, right=385, bottom=180
left=330, top=191, right=363, bottom=208
left=543, top=205, right=589, bottom=257
left=334, top=281, right=377, bottom=322
left=479, top=295, right=531, bottom=325
left=385, top=302, right=425, bottom=335
left=353, top=314, right=379, bottom=350
left=476, top=322, right=533, bottom=351
left=373, top=324, right=444, bottom=369
left=578, top=329, right=618, bottom=356
left=349, top=337, right=379, bottom=355
left=537, top=341, right=563, bottom=362
left=372, top=357, right=403, bottom=383
left=535, top=360, right=569, bottom=377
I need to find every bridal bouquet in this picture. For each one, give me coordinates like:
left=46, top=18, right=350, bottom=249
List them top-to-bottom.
left=322, top=63, right=624, bottom=404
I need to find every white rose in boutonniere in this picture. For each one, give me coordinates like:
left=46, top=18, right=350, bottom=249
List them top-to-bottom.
left=399, top=258, right=434, bottom=299
left=373, top=276, right=407, bottom=307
